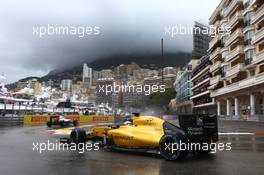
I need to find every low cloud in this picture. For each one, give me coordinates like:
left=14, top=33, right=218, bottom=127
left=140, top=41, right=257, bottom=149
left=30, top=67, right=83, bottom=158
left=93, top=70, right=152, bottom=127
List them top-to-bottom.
left=0, top=0, right=220, bottom=83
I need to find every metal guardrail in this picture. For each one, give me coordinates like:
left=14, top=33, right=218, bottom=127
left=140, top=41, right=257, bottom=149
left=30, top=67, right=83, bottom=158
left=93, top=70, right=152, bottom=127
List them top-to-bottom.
left=0, top=115, right=24, bottom=125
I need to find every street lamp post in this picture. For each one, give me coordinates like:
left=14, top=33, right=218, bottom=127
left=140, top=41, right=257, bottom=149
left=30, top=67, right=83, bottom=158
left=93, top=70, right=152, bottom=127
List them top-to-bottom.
left=161, top=38, right=164, bottom=84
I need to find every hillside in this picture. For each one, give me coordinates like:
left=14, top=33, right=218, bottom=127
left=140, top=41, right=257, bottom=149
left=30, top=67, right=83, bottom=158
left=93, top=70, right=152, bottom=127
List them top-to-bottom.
left=7, top=52, right=191, bottom=89
left=40, top=52, right=190, bottom=82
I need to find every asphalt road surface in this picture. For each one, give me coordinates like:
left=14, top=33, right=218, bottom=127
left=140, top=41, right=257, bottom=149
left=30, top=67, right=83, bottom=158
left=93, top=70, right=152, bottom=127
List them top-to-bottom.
left=0, top=120, right=264, bottom=175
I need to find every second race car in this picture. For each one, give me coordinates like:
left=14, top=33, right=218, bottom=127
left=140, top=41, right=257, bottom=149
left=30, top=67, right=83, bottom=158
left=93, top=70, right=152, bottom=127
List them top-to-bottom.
left=47, top=115, right=78, bottom=127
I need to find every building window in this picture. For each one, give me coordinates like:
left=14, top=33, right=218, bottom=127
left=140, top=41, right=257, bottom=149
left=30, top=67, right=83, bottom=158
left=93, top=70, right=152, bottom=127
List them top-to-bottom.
left=243, top=0, right=252, bottom=9
left=244, top=11, right=252, bottom=26
left=244, top=30, right=253, bottom=45
left=221, top=36, right=228, bottom=47
left=259, top=42, right=264, bottom=52
left=245, top=49, right=254, bottom=65
left=187, top=64, right=192, bottom=71
left=221, top=65, right=228, bottom=77
left=259, top=65, right=264, bottom=74
left=249, top=69, right=255, bottom=77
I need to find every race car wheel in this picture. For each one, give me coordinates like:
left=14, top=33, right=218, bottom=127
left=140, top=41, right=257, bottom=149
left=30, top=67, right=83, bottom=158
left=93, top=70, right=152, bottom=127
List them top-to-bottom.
left=73, top=120, right=78, bottom=127
left=46, top=121, right=52, bottom=127
left=70, top=128, right=87, bottom=144
left=106, top=135, right=114, bottom=146
left=159, top=135, right=186, bottom=161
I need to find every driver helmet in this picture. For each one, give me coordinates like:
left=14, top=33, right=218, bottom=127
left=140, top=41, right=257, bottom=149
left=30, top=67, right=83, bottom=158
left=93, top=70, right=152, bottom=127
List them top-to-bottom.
left=124, top=112, right=131, bottom=117
left=59, top=115, right=65, bottom=120
left=123, top=120, right=132, bottom=125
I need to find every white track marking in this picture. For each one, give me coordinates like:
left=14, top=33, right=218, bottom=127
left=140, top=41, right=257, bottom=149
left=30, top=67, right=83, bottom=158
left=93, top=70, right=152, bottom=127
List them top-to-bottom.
left=218, top=132, right=254, bottom=135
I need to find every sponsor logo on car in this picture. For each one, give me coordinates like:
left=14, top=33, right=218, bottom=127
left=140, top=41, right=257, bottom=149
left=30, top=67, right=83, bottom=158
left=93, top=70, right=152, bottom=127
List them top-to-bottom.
left=114, top=135, right=134, bottom=140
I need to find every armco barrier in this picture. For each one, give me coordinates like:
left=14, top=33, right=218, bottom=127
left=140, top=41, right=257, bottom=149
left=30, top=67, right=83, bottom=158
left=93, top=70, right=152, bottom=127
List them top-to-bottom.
left=23, top=115, right=115, bottom=125
left=24, top=115, right=48, bottom=125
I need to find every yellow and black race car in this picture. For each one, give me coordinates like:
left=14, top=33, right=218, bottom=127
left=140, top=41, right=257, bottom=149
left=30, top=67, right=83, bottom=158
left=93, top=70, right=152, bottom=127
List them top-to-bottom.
left=62, top=113, right=218, bottom=161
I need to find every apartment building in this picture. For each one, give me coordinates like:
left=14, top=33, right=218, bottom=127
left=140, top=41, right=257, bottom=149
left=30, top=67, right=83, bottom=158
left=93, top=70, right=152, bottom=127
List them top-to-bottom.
left=209, top=0, right=264, bottom=118
left=192, top=22, right=211, bottom=59
left=190, top=55, right=216, bottom=114
left=175, top=59, right=199, bottom=113
left=83, top=64, right=92, bottom=88
left=96, top=78, right=114, bottom=105
left=61, top=79, right=72, bottom=92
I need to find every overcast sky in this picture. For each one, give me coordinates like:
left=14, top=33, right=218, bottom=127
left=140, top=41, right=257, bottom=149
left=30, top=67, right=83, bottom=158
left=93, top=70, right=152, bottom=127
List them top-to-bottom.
left=0, top=0, right=220, bottom=84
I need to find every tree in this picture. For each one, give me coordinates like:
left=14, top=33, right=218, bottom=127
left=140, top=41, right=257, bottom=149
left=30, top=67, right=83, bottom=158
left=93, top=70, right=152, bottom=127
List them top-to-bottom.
left=147, top=88, right=176, bottom=107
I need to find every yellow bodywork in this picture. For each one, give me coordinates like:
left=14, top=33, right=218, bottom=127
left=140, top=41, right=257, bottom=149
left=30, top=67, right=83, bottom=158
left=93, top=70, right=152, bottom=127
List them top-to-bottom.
left=51, top=116, right=165, bottom=149
left=91, top=116, right=165, bottom=148
left=90, top=126, right=112, bottom=138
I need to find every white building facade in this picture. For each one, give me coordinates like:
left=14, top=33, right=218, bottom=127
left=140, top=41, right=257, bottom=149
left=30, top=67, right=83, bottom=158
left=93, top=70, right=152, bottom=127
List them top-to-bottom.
left=209, top=0, right=264, bottom=120
left=83, top=64, right=93, bottom=88
left=61, top=79, right=72, bottom=92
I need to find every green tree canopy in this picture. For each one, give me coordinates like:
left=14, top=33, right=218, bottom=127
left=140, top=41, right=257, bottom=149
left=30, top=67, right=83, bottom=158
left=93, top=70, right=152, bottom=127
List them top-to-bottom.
left=147, top=88, right=176, bottom=107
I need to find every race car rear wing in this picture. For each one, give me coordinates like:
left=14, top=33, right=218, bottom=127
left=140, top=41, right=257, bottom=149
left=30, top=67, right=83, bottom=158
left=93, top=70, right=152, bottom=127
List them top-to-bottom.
left=178, top=114, right=218, bottom=143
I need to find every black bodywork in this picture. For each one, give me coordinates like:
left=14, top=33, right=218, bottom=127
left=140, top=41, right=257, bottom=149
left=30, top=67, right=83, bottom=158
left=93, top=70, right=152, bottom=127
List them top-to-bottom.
left=178, top=114, right=218, bottom=144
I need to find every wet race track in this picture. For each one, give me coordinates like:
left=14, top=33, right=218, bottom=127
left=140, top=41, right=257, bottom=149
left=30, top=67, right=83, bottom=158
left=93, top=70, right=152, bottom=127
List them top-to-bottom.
left=0, top=120, right=264, bottom=175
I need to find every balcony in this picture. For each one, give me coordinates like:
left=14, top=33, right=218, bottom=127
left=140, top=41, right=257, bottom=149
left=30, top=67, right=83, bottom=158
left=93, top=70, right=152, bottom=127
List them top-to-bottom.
left=224, top=0, right=243, bottom=17
left=249, top=0, right=258, bottom=7
left=210, top=4, right=222, bottom=24
left=251, top=4, right=264, bottom=24
left=227, top=11, right=243, bottom=29
left=220, top=18, right=228, bottom=26
left=214, top=20, right=220, bottom=28
left=252, top=27, right=264, bottom=44
left=225, top=28, right=243, bottom=46
left=209, top=35, right=220, bottom=49
left=209, top=36, right=220, bottom=50
left=226, top=46, right=244, bottom=62
left=209, top=47, right=221, bottom=60
left=221, top=48, right=229, bottom=59
left=253, top=51, right=264, bottom=64
left=210, top=61, right=222, bottom=72
left=225, top=63, right=245, bottom=77
left=211, top=72, right=264, bottom=97
left=210, top=75, right=221, bottom=85
left=191, top=77, right=210, bottom=90
left=190, top=90, right=210, bottom=100
left=193, top=101, right=215, bottom=108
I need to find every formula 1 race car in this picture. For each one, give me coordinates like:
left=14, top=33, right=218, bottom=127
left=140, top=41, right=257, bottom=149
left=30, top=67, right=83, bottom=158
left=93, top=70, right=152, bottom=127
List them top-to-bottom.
left=61, top=113, right=218, bottom=160
left=47, top=115, right=78, bottom=127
